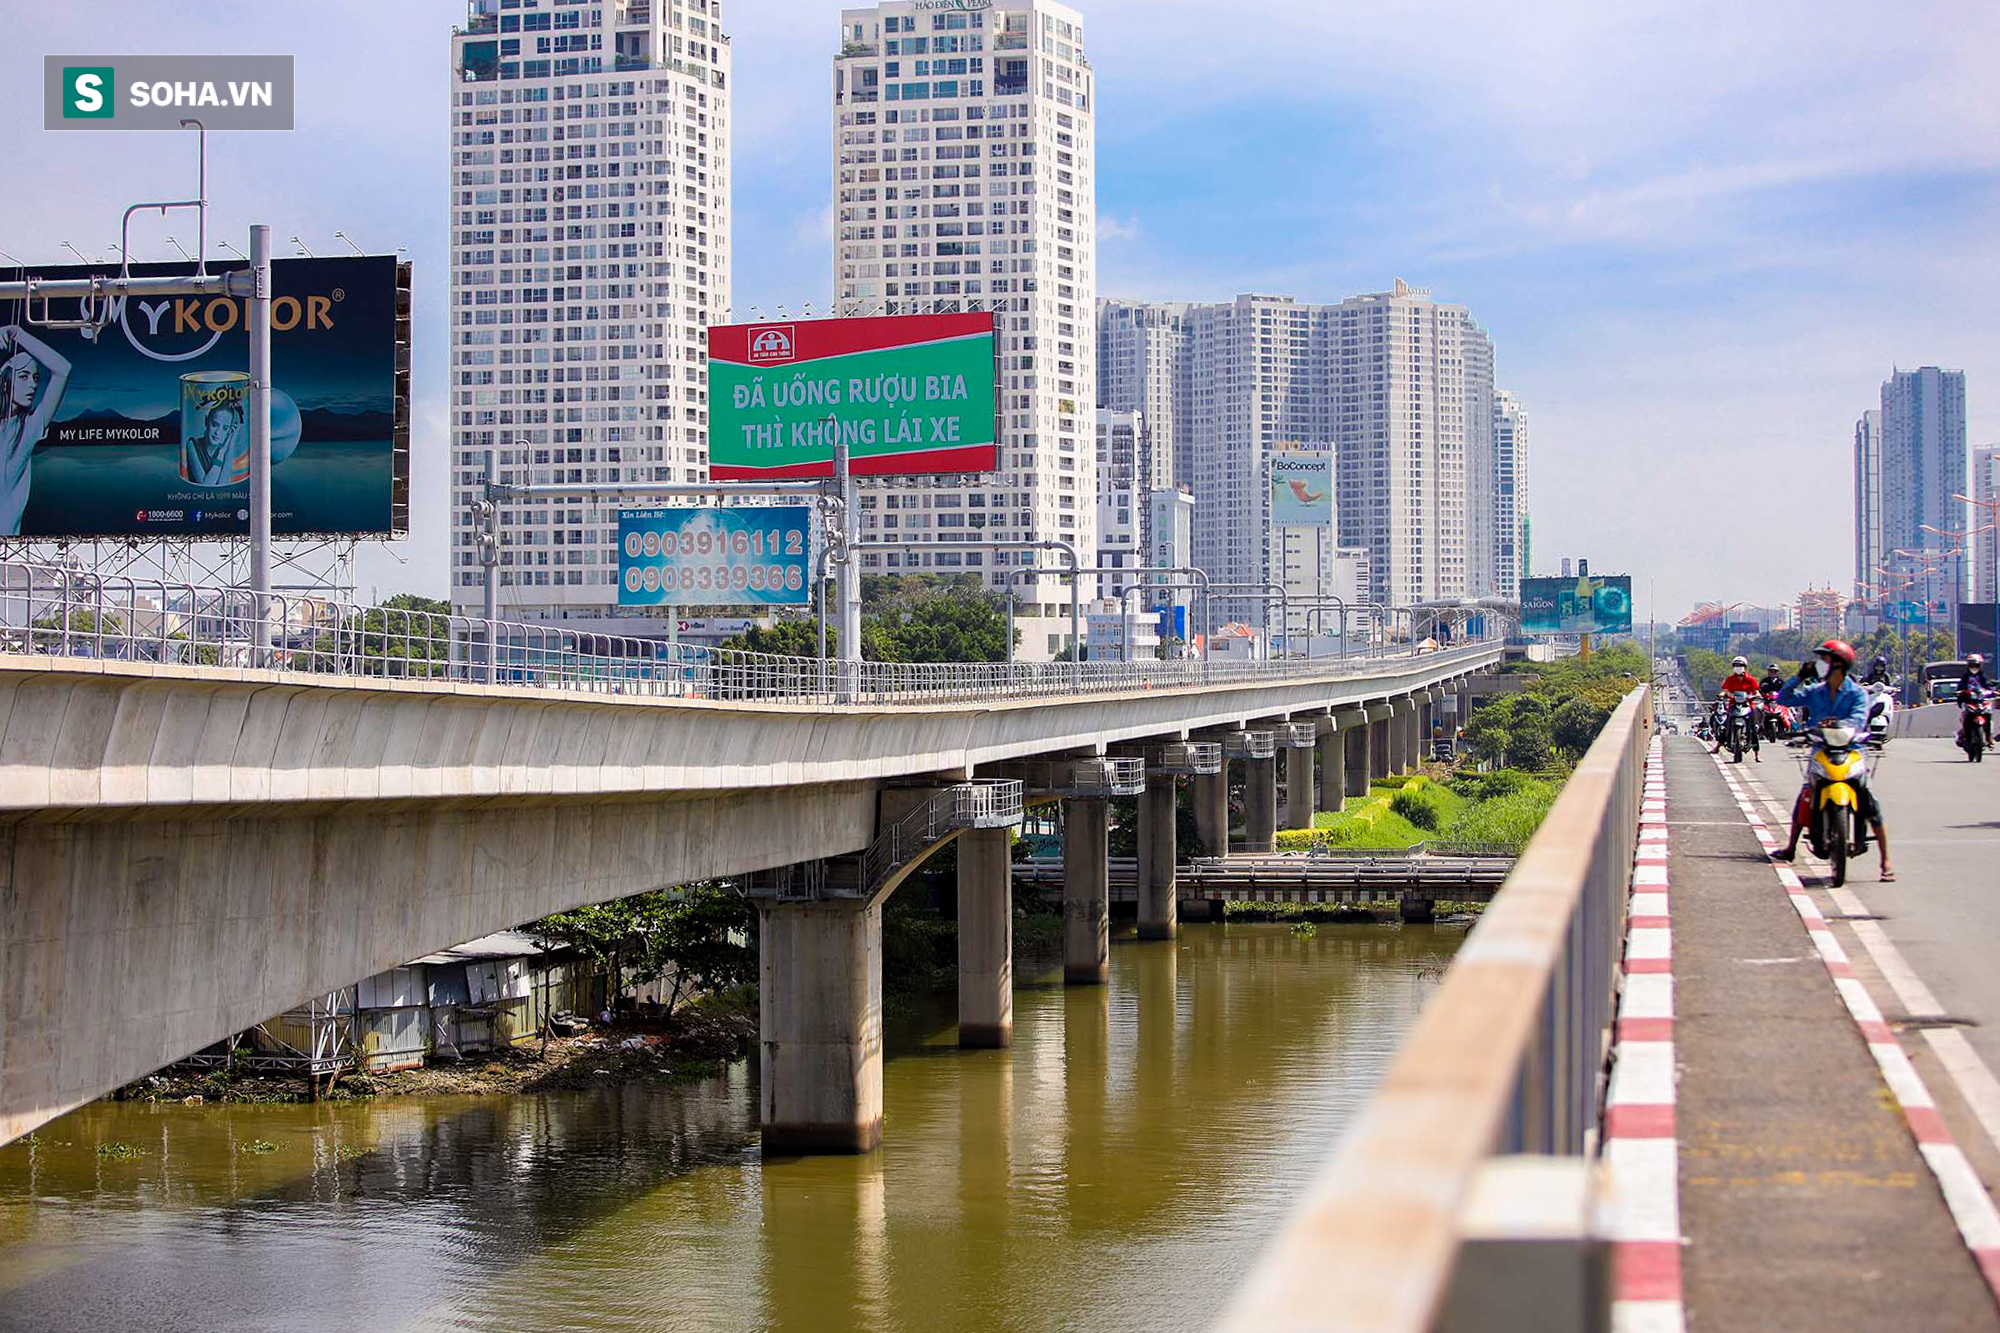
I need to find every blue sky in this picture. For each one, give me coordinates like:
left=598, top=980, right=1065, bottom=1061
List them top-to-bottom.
left=5, top=0, right=1997, bottom=619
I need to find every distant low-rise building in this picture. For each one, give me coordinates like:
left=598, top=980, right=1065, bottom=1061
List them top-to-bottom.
left=1796, top=587, right=1846, bottom=639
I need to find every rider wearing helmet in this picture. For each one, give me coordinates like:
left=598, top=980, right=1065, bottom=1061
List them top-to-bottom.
left=1772, top=639, right=1895, bottom=880
left=1959, top=653, right=1994, bottom=746
left=1711, top=655, right=1763, bottom=759
left=1862, top=655, right=1894, bottom=687
left=1761, top=662, right=1789, bottom=695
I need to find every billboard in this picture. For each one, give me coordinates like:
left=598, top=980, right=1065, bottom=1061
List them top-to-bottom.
left=2, top=256, right=408, bottom=537
left=708, top=313, right=998, bottom=480
left=1269, top=452, right=1333, bottom=528
left=618, top=506, right=813, bottom=608
left=1520, top=574, right=1634, bottom=636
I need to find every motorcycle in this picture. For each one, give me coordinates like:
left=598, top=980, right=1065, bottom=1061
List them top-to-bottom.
left=1863, top=680, right=1896, bottom=750
left=1725, top=690, right=1758, bottom=762
left=1760, top=690, right=1790, bottom=742
left=1961, top=690, right=1994, bottom=763
left=1804, top=718, right=1870, bottom=888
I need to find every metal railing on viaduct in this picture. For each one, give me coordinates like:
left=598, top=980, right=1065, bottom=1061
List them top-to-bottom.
left=0, top=560, right=1502, bottom=1151
left=0, top=562, right=1478, bottom=706
left=1215, top=686, right=1654, bottom=1333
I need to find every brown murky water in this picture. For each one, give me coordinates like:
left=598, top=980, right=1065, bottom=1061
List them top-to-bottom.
left=0, top=922, right=1459, bottom=1333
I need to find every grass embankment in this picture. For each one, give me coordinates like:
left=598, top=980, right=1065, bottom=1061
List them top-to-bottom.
left=1272, top=769, right=1561, bottom=853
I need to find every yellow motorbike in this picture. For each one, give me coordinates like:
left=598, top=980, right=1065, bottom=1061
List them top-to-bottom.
left=1803, top=719, right=1868, bottom=887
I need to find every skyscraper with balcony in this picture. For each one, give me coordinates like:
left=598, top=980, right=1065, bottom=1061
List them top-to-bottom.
left=448, top=0, right=731, bottom=626
left=833, top=0, right=1096, bottom=659
left=1097, top=284, right=1505, bottom=616
left=1879, top=367, right=1967, bottom=609
left=1491, top=389, right=1529, bottom=599
left=1973, top=444, right=2000, bottom=606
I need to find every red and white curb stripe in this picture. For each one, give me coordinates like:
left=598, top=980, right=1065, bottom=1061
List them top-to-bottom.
left=1606, top=736, right=1684, bottom=1333
left=1710, top=754, right=2000, bottom=1300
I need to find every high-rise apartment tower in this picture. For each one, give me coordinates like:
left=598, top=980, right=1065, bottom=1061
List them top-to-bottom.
left=448, top=0, right=732, bottom=626
left=833, top=0, right=1096, bottom=659
left=1879, top=367, right=1967, bottom=608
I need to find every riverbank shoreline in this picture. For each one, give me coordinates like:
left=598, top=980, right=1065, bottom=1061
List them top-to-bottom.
left=113, top=1002, right=758, bottom=1108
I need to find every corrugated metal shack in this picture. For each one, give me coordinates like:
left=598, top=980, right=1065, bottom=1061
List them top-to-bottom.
left=181, top=932, right=615, bottom=1077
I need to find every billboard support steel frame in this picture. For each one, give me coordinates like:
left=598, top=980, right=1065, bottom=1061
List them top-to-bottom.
left=1, top=223, right=277, bottom=663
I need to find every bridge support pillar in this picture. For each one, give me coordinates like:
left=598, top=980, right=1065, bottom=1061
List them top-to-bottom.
left=1403, top=697, right=1423, bottom=772
left=1368, top=703, right=1395, bottom=781
left=1346, top=717, right=1373, bottom=797
left=1317, top=721, right=1345, bottom=815
left=1282, top=746, right=1314, bottom=831
left=1244, top=755, right=1278, bottom=854
left=1193, top=769, right=1229, bottom=857
left=1137, top=774, right=1178, bottom=940
left=1064, top=796, right=1111, bottom=985
left=957, top=826, right=1013, bottom=1048
left=759, top=898, right=883, bottom=1155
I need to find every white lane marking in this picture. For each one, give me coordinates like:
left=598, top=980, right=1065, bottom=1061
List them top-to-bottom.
left=1767, top=792, right=2000, bottom=1174
left=1633, top=865, right=1669, bottom=887
left=1630, top=893, right=1670, bottom=918
left=1627, top=928, right=1673, bottom=961
left=1622, top=973, right=1675, bottom=1019
left=1835, top=976, right=1885, bottom=1024
left=1925, top=1029, right=2000, bottom=1163
left=1874, top=1040, right=1938, bottom=1110
left=1608, top=1042, right=1676, bottom=1107
left=1603, top=1137, right=1681, bottom=1242
left=1920, top=1141, right=2000, bottom=1249
left=1612, top=1300, right=1687, bottom=1333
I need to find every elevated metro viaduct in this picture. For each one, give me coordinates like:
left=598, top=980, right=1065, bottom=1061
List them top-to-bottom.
left=0, top=644, right=1496, bottom=1149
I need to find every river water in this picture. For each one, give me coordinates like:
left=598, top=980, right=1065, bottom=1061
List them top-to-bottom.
left=0, top=922, right=1458, bottom=1333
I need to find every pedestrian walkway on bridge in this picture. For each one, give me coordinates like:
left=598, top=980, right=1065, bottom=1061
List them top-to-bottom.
left=1604, top=734, right=2000, bottom=1331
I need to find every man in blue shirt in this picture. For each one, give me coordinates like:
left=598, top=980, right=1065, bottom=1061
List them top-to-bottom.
left=1770, top=639, right=1895, bottom=880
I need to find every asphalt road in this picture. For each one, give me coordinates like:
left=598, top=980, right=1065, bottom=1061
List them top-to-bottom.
left=1827, top=734, right=2000, bottom=1067
left=1667, top=737, right=2000, bottom=1329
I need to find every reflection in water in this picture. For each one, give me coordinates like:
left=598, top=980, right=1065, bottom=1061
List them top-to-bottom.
left=0, top=923, right=1457, bottom=1333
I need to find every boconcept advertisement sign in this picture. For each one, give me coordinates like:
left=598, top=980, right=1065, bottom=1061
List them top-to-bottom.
left=1, top=257, right=406, bottom=538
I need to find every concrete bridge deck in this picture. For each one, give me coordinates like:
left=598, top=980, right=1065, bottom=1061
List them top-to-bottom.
left=0, top=632, right=1499, bottom=1147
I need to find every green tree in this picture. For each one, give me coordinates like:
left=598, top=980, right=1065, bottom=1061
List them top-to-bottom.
left=861, top=574, right=1014, bottom=663
left=721, top=617, right=832, bottom=657
left=1551, top=695, right=1613, bottom=757
left=528, top=883, right=756, bottom=1018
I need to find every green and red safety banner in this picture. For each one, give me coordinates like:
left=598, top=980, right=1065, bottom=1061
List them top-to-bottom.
left=708, top=313, right=999, bottom=480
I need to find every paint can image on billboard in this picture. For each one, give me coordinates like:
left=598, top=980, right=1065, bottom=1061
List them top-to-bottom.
left=178, top=371, right=250, bottom=487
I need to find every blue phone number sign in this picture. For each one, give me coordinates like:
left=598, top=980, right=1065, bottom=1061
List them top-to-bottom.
left=618, top=507, right=813, bottom=607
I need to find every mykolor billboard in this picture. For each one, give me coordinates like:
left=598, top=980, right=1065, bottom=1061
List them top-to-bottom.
left=1, top=256, right=407, bottom=537
left=708, top=313, right=999, bottom=480
left=1269, top=452, right=1333, bottom=527
left=618, top=506, right=813, bottom=608
left=1520, top=574, right=1634, bottom=636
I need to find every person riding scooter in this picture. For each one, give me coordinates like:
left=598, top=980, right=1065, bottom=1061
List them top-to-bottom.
left=1771, top=639, right=1896, bottom=881
left=1959, top=653, right=1994, bottom=748
left=1711, top=655, right=1763, bottom=760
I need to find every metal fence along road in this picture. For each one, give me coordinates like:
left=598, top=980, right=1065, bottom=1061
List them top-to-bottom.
left=0, top=562, right=1500, bottom=708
